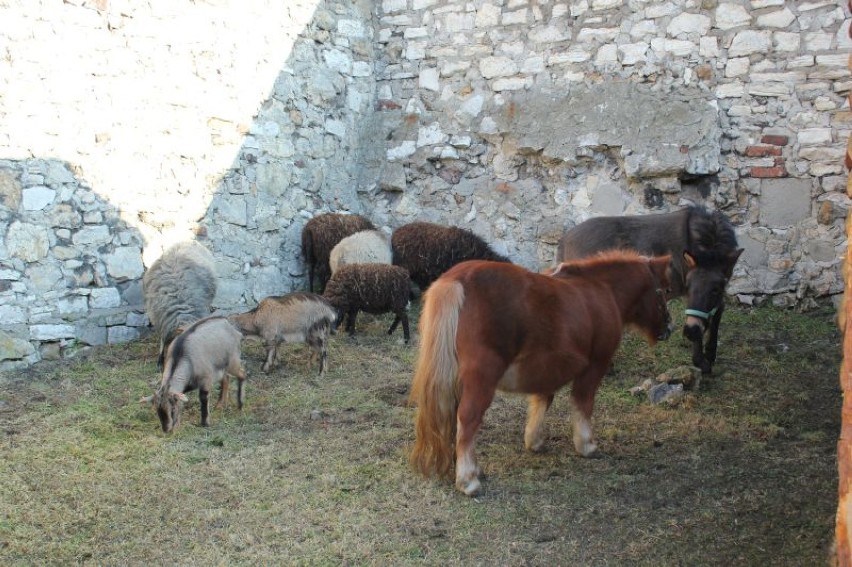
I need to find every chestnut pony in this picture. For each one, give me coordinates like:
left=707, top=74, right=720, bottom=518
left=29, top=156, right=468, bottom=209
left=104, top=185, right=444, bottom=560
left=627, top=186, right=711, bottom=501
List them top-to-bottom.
left=409, top=252, right=673, bottom=496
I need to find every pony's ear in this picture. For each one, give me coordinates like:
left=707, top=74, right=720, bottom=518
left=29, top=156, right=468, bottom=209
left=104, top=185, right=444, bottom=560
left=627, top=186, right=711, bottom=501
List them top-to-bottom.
left=724, top=248, right=744, bottom=278
left=683, top=251, right=697, bottom=270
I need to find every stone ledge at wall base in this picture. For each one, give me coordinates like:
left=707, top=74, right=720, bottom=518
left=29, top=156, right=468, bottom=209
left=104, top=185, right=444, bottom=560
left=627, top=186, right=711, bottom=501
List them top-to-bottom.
left=0, top=305, right=149, bottom=373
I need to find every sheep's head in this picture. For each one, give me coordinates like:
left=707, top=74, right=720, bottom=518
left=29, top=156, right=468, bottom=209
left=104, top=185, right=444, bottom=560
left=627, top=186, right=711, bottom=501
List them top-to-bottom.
left=151, top=386, right=189, bottom=434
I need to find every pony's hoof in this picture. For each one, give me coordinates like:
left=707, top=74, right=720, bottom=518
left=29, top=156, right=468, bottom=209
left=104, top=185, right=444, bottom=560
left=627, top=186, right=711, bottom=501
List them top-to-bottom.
left=525, top=439, right=547, bottom=453
left=577, top=441, right=598, bottom=457
left=457, top=477, right=482, bottom=497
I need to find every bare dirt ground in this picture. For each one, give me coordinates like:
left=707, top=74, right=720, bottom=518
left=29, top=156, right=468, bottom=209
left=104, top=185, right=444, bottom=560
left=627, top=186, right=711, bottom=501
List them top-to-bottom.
left=0, top=299, right=841, bottom=565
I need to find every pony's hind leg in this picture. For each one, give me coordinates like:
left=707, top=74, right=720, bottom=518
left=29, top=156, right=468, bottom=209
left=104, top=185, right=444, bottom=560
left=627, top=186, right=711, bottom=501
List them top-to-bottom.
left=570, top=366, right=607, bottom=457
left=455, top=379, right=496, bottom=496
left=524, top=393, right=554, bottom=452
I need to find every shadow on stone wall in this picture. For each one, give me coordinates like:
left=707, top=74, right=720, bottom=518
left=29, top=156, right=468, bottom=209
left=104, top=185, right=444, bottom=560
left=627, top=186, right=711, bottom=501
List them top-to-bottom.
left=0, top=158, right=146, bottom=369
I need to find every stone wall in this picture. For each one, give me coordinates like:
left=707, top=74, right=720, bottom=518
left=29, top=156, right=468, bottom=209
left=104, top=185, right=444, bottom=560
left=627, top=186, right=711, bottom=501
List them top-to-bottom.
left=0, top=0, right=849, bottom=368
left=0, top=0, right=377, bottom=369
left=363, top=0, right=850, bottom=307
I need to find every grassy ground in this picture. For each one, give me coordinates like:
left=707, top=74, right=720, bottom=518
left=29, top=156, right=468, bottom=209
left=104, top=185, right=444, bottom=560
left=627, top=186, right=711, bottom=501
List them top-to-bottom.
left=0, top=298, right=841, bottom=566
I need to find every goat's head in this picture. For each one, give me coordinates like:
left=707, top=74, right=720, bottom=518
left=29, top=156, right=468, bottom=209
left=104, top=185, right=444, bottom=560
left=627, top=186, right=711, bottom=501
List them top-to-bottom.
left=143, top=387, right=189, bottom=434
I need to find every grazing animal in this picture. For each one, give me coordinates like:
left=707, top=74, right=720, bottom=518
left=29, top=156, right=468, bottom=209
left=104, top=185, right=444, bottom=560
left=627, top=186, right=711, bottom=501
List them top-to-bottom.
left=556, top=206, right=742, bottom=374
left=301, top=212, right=375, bottom=292
left=391, top=221, right=510, bottom=293
left=329, top=229, right=392, bottom=276
left=143, top=241, right=217, bottom=370
left=409, top=253, right=673, bottom=496
left=323, top=263, right=411, bottom=343
left=228, top=293, right=336, bottom=375
left=145, top=316, right=246, bottom=434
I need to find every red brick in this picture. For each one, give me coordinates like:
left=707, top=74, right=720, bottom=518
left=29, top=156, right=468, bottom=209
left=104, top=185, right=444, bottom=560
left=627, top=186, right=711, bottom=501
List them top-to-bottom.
left=375, top=99, right=401, bottom=111
left=760, top=134, right=789, bottom=146
left=744, top=145, right=782, bottom=157
left=749, top=166, right=788, bottom=178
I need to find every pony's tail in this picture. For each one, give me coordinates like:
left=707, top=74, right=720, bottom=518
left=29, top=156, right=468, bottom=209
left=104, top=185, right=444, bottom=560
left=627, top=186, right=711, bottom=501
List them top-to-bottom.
left=409, top=278, right=464, bottom=479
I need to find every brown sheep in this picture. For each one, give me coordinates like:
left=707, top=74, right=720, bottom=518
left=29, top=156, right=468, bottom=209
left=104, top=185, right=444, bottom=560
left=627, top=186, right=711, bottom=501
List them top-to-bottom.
left=301, top=212, right=375, bottom=293
left=391, top=221, right=510, bottom=293
left=323, top=263, right=411, bottom=343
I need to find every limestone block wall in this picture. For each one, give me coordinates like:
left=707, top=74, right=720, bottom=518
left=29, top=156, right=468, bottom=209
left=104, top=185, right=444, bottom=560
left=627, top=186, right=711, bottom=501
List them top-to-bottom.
left=0, top=0, right=849, bottom=368
left=0, top=0, right=377, bottom=368
left=363, top=0, right=851, bottom=307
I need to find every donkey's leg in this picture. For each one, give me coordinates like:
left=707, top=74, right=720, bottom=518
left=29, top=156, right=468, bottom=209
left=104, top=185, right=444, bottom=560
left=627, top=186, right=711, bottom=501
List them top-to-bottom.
left=703, top=305, right=724, bottom=373
left=570, top=366, right=607, bottom=457
left=455, top=379, right=496, bottom=496
left=524, top=393, right=555, bottom=452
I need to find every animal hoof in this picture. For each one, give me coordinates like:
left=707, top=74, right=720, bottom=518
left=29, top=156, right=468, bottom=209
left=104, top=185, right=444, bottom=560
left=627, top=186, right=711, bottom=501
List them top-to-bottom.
left=579, top=442, right=598, bottom=457
left=457, top=477, right=482, bottom=497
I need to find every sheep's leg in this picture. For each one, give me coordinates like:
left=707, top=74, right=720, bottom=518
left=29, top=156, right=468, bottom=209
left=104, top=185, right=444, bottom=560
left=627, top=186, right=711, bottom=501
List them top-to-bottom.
left=346, top=309, right=358, bottom=337
left=401, top=312, right=410, bottom=344
left=387, top=315, right=401, bottom=335
left=262, top=341, right=278, bottom=373
left=199, top=388, right=210, bottom=427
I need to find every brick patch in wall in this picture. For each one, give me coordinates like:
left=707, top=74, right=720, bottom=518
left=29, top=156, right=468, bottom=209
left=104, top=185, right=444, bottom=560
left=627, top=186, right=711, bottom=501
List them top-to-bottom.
left=761, top=134, right=790, bottom=146
left=743, top=145, right=783, bottom=158
left=749, top=165, right=788, bottom=178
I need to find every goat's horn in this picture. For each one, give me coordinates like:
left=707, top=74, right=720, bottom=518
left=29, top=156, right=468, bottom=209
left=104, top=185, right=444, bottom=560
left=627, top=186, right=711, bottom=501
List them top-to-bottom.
left=139, top=395, right=154, bottom=404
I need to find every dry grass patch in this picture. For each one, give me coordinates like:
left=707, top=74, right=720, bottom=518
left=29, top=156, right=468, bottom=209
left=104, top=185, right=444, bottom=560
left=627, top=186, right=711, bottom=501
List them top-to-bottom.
left=0, top=300, right=841, bottom=565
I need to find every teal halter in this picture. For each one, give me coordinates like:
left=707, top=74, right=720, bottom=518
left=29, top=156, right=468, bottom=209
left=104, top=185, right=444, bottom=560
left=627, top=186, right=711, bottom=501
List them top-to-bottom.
left=684, top=306, right=719, bottom=320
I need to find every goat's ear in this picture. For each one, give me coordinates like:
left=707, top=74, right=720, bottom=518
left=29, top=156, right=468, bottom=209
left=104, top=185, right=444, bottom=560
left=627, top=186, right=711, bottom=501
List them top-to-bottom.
left=683, top=251, right=697, bottom=270
left=175, top=392, right=189, bottom=403
left=139, top=394, right=154, bottom=405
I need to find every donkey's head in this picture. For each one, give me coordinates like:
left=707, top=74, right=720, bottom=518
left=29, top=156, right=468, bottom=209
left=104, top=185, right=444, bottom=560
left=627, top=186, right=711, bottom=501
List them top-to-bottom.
left=682, top=248, right=743, bottom=341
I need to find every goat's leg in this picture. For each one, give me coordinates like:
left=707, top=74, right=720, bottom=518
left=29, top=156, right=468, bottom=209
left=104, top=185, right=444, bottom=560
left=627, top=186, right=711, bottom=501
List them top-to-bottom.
left=262, top=341, right=278, bottom=373
left=226, top=358, right=247, bottom=410
left=215, top=375, right=230, bottom=410
left=199, top=388, right=210, bottom=427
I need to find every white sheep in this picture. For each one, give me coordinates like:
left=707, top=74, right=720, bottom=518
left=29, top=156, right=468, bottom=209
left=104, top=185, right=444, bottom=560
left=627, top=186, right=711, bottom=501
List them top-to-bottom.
left=329, top=229, right=392, bottom=276
left=142, top=241, right=217, bottom=369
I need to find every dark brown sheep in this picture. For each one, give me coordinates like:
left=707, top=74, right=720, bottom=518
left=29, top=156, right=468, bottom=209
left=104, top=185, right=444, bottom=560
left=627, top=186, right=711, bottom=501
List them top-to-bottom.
left=301, top=212, right=375, bottom=293
left=391, top=221, right=510, bottom=292
left=322, top=263, right=411, bottom=343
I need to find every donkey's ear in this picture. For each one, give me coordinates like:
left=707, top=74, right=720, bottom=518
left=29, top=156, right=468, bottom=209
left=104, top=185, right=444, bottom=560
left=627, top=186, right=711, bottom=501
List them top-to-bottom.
left=724, top=248, right=744, bottom=278
left=683, top=251, right=697, bottom=269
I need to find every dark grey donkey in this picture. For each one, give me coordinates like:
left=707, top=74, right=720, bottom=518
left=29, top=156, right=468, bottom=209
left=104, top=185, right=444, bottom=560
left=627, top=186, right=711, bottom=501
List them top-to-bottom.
left=557, top=206, right=743, bottom=374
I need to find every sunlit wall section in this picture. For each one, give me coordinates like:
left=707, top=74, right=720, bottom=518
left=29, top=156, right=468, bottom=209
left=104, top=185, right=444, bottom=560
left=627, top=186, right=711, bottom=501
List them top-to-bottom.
left=0, top=0, right=322, bottom=260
